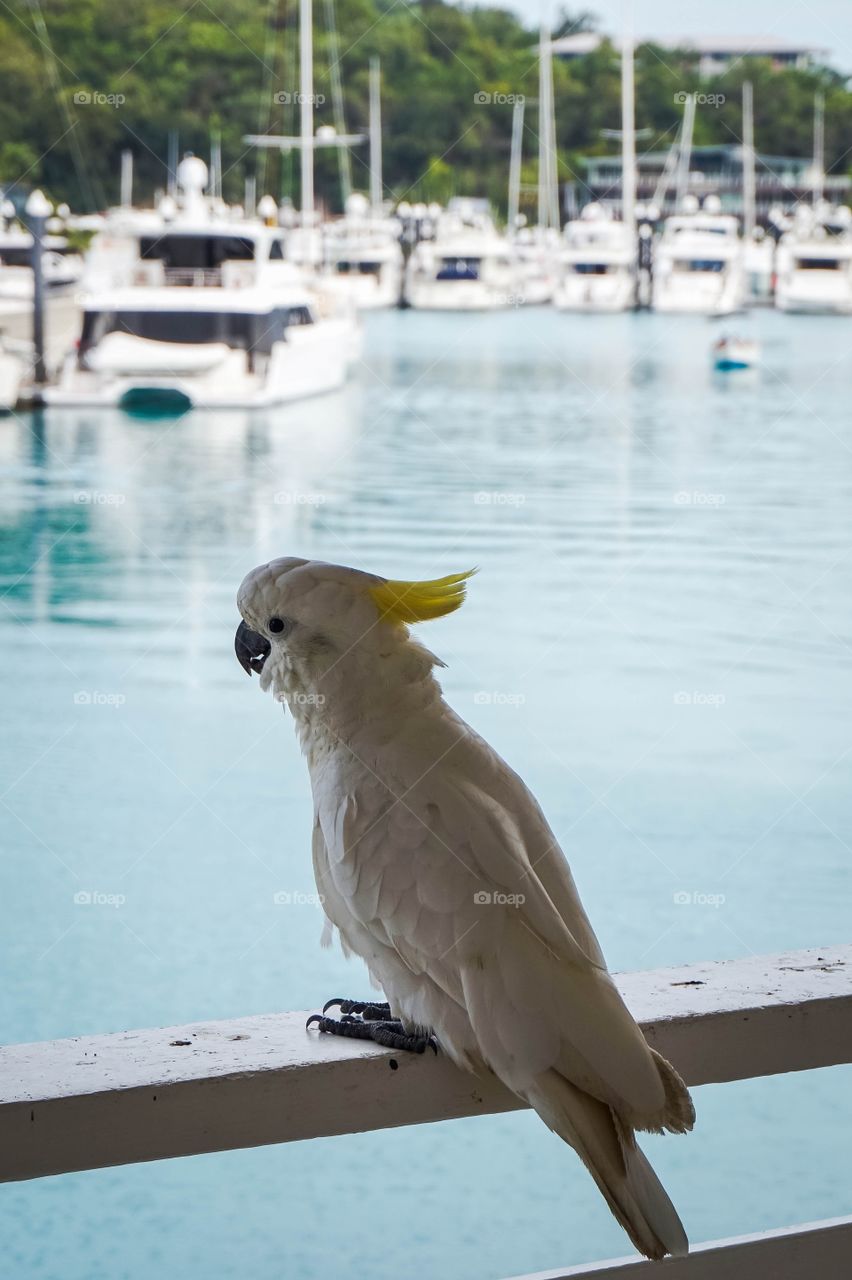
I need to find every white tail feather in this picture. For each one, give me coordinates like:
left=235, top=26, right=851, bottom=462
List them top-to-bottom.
left=524, top=1070, right=689, bottom=1261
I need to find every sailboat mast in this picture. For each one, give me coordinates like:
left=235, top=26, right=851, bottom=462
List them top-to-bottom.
left=299, top=0, right=314, bottom=223
left=620, top=21, right=636, bottom=234
left=538, top=25, right=558, bottom=230
left=369, top=57, right=383, bottom=212
left=742, top=81, right=756, bottom=241
left=812, top=90, right=825, bottom=207
left=674, top=94, right=695, bottom=209
left=508, top=96, right=525, bottom=230
left=120, top=149, right=133, bottom=209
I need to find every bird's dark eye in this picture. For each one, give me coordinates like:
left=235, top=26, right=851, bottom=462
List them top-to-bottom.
left=268, top=617, right=286, bottom=634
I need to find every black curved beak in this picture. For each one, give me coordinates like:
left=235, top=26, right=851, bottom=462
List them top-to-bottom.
left=235, top=620, right=271, bottom=677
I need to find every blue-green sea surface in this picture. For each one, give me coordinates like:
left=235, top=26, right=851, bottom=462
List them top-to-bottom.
left=1, top=308, right=850, bottom=1278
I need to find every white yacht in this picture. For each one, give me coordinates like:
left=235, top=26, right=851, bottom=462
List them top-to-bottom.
left=44, top=157, right=359, bottom=412
left=320, top=193, right=403, bottom=310
left=652, top=196, right=745, bottom=315
left=404, top=199, right=521, bottom=310
left=554, top=204, right=636, bottom=312
left=775, top=204, right=852, bottom=315
left=0, top=225, right=83, bottom=303
left=511, top=226, right=558, bottom=305
left=742, top=229, right=775, bottom=305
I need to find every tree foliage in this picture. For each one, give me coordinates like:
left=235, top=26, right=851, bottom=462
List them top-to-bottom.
left=1, top=0, right=849, bottom=215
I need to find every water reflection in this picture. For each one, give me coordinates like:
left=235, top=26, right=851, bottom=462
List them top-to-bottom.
left=1, top=308, right=851, bottom=1280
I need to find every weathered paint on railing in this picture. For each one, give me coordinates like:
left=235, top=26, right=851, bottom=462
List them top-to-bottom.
left=0, top=945, right=848, bottom=1183
left=503, top=1216, right=852, bottom=1280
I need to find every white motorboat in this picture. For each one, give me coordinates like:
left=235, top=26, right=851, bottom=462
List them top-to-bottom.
left=44, top=156, right=359, bottom=411
left=319, top=194, right=403, bottom=310
left=652, top=196, right=745, bottom=315
left=404, top=199, right=521, bottom=310
left=554, top=204, right=636, bottom=312
left=774, top=205, right=852, bottom=315
left=0, top=226, right=84, bottom=302
left=510, top=227, right=558, bottom=305
left=743, top=230, right=775, bottom=305
left=0, top=292, right=81, bottom=381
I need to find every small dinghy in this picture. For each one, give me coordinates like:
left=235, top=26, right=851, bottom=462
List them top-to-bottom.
left=712, top=335, right=760, bottom=371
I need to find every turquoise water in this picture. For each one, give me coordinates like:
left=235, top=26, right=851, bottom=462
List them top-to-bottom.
left=1, top=308, right=851, bottom=1277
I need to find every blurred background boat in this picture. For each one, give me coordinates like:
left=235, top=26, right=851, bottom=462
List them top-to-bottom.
left=44, top=155, right=359, bottom=411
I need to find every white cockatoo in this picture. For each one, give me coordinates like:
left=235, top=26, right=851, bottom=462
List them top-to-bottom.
left=235, top=558, right=695, bottom=1261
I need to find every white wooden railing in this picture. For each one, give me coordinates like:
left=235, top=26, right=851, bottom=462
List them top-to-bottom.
left=1, top=945, right=850, bottom=1277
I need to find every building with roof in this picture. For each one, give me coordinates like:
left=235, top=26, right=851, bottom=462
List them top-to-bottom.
left=551, top=33, right=830, bottom=74
left=564, top=143, right=850, bottom=221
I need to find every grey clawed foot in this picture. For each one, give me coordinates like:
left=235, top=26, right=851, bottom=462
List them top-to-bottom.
left=322, top=996, right=394, bottom=1020
left=306, top=1004, right=438, bottom=1055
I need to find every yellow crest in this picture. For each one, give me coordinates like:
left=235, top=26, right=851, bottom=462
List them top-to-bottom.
left=369, top=569, right=476, bottom=624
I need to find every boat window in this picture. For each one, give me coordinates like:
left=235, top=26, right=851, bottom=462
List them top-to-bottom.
left=139, top=235, right=256, bottom=268
left=269, top=239, right=286, bottom=261
left=0, top=248, right=33, bottom=268
left=796, top=257, right=841, bottom=270
left=436, top=258, right=481, bottom=281
left=676, top=259, right=725, bottom=273
left=335, top=261, right=382, bottom=276
left=573, top=263, right=609, bottom=275
left=288, top=306, right=314, bottom=326
left=80, top=307, right=308, bottom=353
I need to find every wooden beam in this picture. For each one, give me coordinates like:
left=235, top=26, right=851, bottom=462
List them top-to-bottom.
left=0, top=945, right=848, bottom=1183
left=504, top=1215, right=852, bottom=1279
